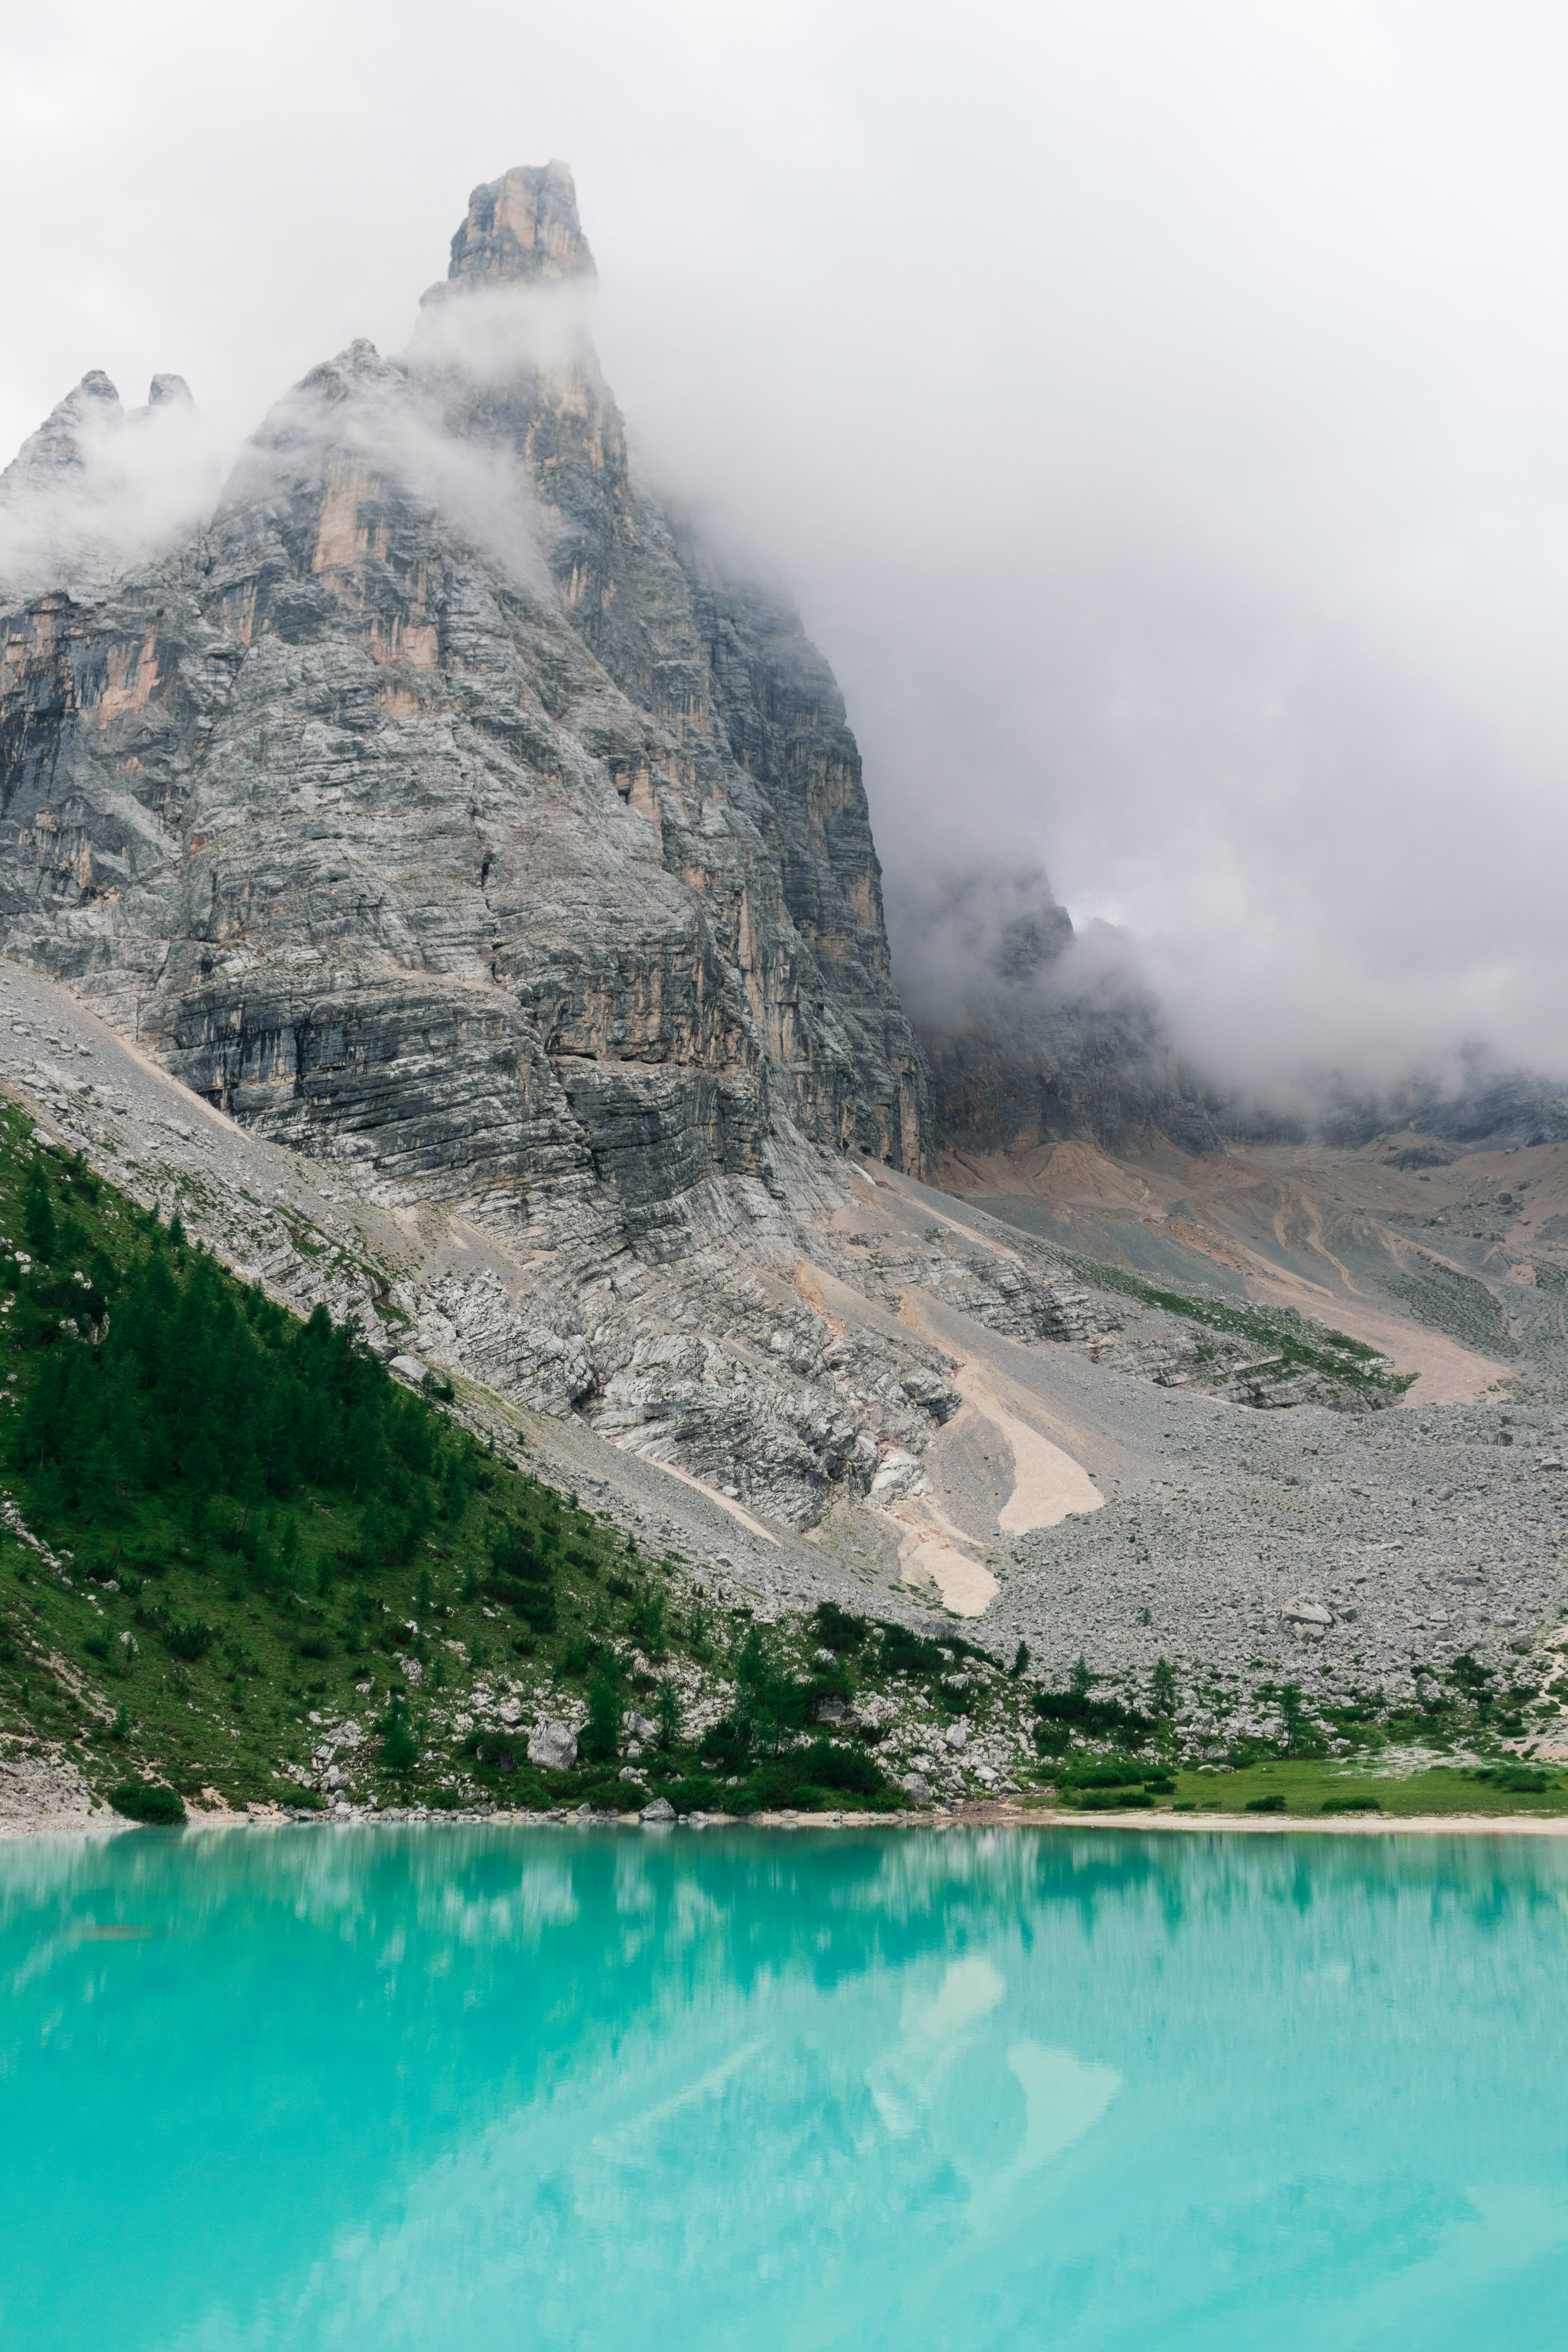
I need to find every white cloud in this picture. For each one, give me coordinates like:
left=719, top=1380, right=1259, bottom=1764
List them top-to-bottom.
left=5, top=1, right=1568, bottom=1097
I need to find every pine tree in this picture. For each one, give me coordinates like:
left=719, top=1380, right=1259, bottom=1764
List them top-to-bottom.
left=23, top=1164, right=57, bottom=1262
left=581, top=1671, right=622, bottom=1764
left=654, top=1678, right=682, bottom=1751
left=379, top=1697, right=417, bottom=1776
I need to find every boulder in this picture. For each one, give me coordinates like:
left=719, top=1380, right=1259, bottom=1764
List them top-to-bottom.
left=526, top=1720, right=578, bottom=1770
left=943, top=1722, right=969, bottom=1751
left=898, top=1773, right=932, bottom=1801
left=640, top=1797, right=676, bottom=1823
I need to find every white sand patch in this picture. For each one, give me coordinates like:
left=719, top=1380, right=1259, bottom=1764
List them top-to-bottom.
left=952, top=1365, right=1105, bottom=1532
left=889, top=1508, right=998, bottom=1616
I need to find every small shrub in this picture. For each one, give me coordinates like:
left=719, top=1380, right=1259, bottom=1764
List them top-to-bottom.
left=629, top=1589, right=667, bottom=1655
left=813, top=1601, right=870, bottom=1656
left=162, top=1617, right=217, bottom=1662
left=296, top=1634, right=334, bottom=1662
left=463, top=1730, right=516, bottom=1774
left=1482, top=1766, right=1551, bottom=1795
left=579, top=1778, right=631, bottom=1812
left=108, top=1782, right=186, bottom=1826
left=1245, top=1793, right=1286, bottom=1813
left=1320, top=1794, right=1381, bottom=1813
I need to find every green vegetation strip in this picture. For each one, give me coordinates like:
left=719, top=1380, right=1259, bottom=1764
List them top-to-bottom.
left=0, top=1104, right=984, bottom=1820
left=1056, top=1250, right=1415, bottom=1396
left=1025, top=1756, right=1568, bottom=1821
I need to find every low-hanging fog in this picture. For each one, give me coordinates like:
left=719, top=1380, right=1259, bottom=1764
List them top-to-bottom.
left=4, top=0, right=1568, bottom=1114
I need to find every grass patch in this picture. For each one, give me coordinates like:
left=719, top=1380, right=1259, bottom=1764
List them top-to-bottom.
left=1055, top=1250, right=1415, bottom=1398
left=1170, top=1758, right=1568, bottom=1819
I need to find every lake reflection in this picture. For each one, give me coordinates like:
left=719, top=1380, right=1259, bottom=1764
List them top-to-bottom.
left=4, top=1824, right=1568, bottom=2350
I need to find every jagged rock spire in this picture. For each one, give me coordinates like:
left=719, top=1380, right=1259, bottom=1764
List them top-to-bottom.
left=446, top=161, right=596, bottom=289
left=0, top=371, right=123, bottom=493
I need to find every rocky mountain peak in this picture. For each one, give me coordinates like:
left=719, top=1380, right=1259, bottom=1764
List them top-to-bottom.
left=444, top=161, right=596, bottom=291
left=0, top=370, right=124, bottom=493
left=140, top=372, right=193, bottom=414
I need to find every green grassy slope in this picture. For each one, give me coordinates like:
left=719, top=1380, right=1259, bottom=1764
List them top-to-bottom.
left=0, top=1101, right=941, bottom=1821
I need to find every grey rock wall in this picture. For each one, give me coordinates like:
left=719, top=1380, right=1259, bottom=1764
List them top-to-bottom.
left=0, top=165, right=947, bottom=1523
left=0, top=170, right=928, bottom=1205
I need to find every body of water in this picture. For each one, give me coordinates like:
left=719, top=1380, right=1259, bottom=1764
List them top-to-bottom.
left=3, top=1823, right=1567, bottom=2349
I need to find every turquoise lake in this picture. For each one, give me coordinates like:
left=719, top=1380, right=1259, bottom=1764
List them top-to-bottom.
left=4, top=1824, right=1568, bottom=2349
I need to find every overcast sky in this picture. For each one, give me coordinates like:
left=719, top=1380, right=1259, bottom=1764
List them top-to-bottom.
left=5, top=0, right=1568, bottom=1102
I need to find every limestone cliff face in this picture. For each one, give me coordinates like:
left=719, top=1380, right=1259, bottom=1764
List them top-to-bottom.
left=0, top=165, right=945, bottom=1523
left=0, top=166, right=927, bottom=1228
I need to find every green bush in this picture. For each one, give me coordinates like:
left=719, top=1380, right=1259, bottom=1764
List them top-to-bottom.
left=812, top=1601, right=869, bottom=1655
left=162, top=1617, right=217, bottom=1662
left=875, top=1622, right=954, bottom=1680
left=1035, top=1689, right=1154, bottom=1744
left=463, top=1730, right=518, bottom=1774
left=733, top=1744, right=889, bottom=1812
left=1476, top=1765, right=1551, bottom=1794
left=650, top=1775, right=723, bottom=1814
left=579, top=1777, right=632, bottom=1812
left=108, top=1781, right=186, bottom=1826
left=1245, top=1793, right=1286, bottom=1813
left=1321, top=1794, right=1381, bottom=1813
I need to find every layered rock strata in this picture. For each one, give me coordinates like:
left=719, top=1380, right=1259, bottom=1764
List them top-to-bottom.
left=0, top=165, right=944, bottom=1521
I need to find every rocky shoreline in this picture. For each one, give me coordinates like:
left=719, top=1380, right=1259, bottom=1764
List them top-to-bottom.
left=8, top=1794, right=1568, bottom=1842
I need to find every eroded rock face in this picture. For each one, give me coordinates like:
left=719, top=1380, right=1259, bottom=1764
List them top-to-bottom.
left=0, top=165, right=944, bottom=1528
left=0, top=168, right=926, bottom=1199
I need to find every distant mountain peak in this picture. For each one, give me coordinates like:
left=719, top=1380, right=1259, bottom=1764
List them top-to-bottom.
left=445, top=161, right=596, bottom=292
